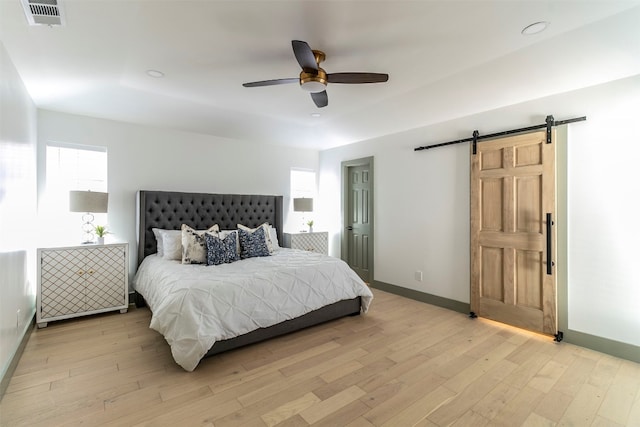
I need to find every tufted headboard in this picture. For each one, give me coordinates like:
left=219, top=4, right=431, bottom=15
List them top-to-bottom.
left=136, top=190, right=284, bottom=266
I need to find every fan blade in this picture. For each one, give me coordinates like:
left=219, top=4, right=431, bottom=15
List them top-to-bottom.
left=292, top=40, right=318, bottom=72
left=327, top=72, right=389, bottom=84
left=242, top=78, right=299, bottom=88
left=311, top=90, right=328, bottom=108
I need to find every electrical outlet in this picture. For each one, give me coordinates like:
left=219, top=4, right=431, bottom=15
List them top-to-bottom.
left=414, top=271, right=423, bottom=282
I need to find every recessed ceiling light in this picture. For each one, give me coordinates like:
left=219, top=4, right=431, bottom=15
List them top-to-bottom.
left=521, top=21, right=549, bottom=36
left=146, top=69, right=165, bottom=78
left=310, top=113, right=321, bottom=118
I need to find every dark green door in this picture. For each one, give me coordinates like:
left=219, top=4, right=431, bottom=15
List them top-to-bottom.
left=346, top=164, right=372, bottom=282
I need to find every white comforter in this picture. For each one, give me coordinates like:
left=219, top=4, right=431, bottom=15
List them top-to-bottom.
left=134, top=248, right=373, bottom=371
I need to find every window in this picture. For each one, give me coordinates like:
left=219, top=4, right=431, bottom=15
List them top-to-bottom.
left=42, top=142, right=107, bottom=242
left=46, top=143, right=107, bottom=193
left=290, top=169, right=316, bottom=231
left=290, top=169, right=316, bottom=199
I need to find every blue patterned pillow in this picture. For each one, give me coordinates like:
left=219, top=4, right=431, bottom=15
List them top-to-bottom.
left=238, top=227, right=270, bottom=259
left=205, top=232, right=239, bottom=265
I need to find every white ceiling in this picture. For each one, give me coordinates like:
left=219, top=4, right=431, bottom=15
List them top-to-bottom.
left=1, top=0, right=640, bottom=150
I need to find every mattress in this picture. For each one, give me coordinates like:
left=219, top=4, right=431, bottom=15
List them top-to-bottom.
left=134, top=248, right=373, bottom=371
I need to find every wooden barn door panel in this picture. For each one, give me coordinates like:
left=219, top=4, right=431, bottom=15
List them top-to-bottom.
left=471, top=130, right=557, bottom=335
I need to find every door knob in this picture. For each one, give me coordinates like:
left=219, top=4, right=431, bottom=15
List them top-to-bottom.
left=347, top=226, right=353, bottom=231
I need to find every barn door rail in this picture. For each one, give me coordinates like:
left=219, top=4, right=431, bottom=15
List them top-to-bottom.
left=414, top=115, right=586, bottom=153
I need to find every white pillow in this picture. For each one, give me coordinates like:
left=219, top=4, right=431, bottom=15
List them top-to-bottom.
left=238, top=223, right=276, bottom=253
left=181, top=224, right=220, bottom=264
left=268, top=226, right=279, bottom=251
left=152, top=228, right=165, bottom=257
left=153, top=229, right=182, bottom=260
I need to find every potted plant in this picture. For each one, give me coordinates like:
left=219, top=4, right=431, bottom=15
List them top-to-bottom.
left=306, top=220, right=314, bottom=233
left=94, top=225, right=109, bottom=244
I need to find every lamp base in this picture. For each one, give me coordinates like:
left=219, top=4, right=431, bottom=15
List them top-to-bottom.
left=81, top=212, right=95, bottom=244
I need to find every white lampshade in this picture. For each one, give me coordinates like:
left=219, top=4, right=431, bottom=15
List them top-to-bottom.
left=69, top=191, right=108, bottom=213
left=293, top=198, right=313, bottom=212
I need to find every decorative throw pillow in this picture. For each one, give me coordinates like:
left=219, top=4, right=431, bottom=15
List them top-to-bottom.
left=238, top=223, right=276, bottom=253
left=181, top=224, right=220, bottom=264
left=238, top=227, right=270, bottom=259
left=154, top=229, right=182, bottom=260
left=219, top=230, right=241, bottom=256
left=205, top=232, right=239, bottom=266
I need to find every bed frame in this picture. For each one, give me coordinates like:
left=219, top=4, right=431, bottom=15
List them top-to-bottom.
left=135, top=190, right=361, bottom=358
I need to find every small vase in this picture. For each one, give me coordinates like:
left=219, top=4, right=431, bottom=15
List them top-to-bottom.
left=308, top=226, right=313, bottom=233
left=97, top=236, right=105, bottom=245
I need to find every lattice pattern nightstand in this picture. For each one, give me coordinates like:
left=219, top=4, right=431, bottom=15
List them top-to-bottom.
left=283, top=232, right=328, bottom=255
left=37, top=243, right=129, bottom=327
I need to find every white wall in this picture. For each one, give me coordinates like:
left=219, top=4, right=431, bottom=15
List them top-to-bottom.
left=0, top=42, right=37, bottom=387
left=319, top=75, right=640, bottom=348
left=566, top=83, right=640, bottom=347
left=36, top=110, right=319, bottom=277
left=319, top=130, right=470, bottom=303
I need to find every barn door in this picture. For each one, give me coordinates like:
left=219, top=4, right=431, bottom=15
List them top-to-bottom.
left=470, top=130, right=557, bottom=335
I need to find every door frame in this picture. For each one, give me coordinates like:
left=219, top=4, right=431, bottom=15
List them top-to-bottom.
left=341, top=156, right=374, bottom=282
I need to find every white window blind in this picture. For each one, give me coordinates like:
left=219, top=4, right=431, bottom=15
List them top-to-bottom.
left=41, top=143, right=108, bottom=243
left=290, top=169, right=316, bottom=231
left=291, top=169, right=316, bottom=199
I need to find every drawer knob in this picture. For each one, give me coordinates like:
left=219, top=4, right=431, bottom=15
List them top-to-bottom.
left=77, top=270, right=84, bottom=276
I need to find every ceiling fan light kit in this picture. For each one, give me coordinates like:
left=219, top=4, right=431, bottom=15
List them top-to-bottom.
left=242, top=40, right=389, bottom=108
left=300, top=68, right=327, bottom=92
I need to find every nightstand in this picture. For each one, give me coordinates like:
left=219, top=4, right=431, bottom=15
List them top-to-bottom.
left=283, top=232, right=328, bottom=255
left=36, top=242, right=129, bottom=328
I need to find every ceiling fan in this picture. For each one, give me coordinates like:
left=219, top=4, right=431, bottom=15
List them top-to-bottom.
left=242, top=40, right=389, bottom=108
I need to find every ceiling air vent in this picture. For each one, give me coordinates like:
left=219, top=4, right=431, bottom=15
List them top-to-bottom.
left=21, top=0, right=65, bottom=26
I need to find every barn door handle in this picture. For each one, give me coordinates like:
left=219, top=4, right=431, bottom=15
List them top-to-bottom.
left=546, top=213, right=554, bottom=275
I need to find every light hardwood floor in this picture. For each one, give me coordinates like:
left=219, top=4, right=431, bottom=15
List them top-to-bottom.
left=1, top=289, right=639, bottom=426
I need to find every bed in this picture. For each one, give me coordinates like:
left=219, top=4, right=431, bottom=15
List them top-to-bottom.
left=134, top=190, right=373, bottom=371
